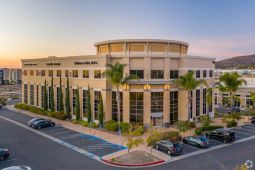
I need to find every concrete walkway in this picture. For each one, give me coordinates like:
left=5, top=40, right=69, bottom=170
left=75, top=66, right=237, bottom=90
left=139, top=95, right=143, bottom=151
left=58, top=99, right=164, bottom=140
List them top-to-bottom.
left=5, top=105, right=171, bottom=161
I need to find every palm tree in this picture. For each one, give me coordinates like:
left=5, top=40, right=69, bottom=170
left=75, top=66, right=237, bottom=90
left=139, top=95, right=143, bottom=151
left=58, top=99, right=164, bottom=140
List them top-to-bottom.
left=103, top=61, right=138, bottom=136
left=174, top=71, right=207, bottom=121
left=219, top=72, right=246, bottom=107
left=215, top=82, right=227, bottom=107
left=249, top=91, right=255, bottom=109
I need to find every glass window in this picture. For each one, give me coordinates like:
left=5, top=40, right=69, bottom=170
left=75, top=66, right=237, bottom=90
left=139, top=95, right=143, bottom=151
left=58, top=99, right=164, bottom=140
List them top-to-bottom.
left=23, top=70, right=28, bottom=76
left=30, top=70, right=34, bottom=76
left=36, top=70, right=40, bottom=76
left=41, top=70, right=45, bottom=76
left=49, top=70, right=53, bottom=77
left=57, top=70, right=61, bottom=77
left=65, top=70, right=69, bottom=77
left=72, top=70, right=78, bottom=78
left=83, top=70, right=89, bottom=78
left=94, top=70, right=101, bottom=79
left=130, top=70, right=144, bottom=79
left=151, top=70, right=164, bottom=79
left=170, top=70, right=178, bottom=79
left=196, top=70, right=200, bottom=78
left=203, top=70, right=207, bottom=78
left=209, top=70, right=213, bottom=77
left=24, top=84, right=28, bottom=104
left=30, top=85, right=34, bottom=105
left=36, top=85, right=39, bottom=106
left=41, top=85, right=44, bottom=108
left=72, top=89, right=77, bottom=115
left=196, top=89, right=200, bottom=117
left=203, top=89, right=207, bottom=114
left=82, top=90, right=88, bottom=117
left=94, top=91, right=101, bottom=120
left=112, top=91, right=123, bottom=121
left=170, top=91, right=178, bottom=124
left=130, top=92, right=143, bottom=124
left=151, top=92, right=163, bottom=113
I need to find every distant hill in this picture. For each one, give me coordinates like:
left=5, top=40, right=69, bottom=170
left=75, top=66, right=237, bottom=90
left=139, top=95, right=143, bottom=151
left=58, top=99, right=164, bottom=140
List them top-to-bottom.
left=216, top=54, right=255, bottom=69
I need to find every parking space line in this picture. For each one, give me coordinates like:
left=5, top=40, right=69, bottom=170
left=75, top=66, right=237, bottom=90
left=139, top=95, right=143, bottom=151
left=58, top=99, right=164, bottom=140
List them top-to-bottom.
left=241, top=125, right=255, bottom=131
left=40, top=126, right=64, bottom=132
left=234, top=128, right=255, bottom=134
left=49, top=130, right=74, bottom=136
left=232, top=130, right=252, bottom=136
left=60, top=133, right=82, bottom=140
left=209, top=139, right=223, bottom=144
left=182, top=143, right=200, bottom=151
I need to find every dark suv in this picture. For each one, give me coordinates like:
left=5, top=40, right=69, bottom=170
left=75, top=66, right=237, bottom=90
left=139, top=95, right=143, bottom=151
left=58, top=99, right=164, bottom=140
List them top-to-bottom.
left=206, top=128, right=235, bottom=143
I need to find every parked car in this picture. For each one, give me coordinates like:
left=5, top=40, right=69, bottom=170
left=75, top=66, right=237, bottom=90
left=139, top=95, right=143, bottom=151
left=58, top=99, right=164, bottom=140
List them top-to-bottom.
left=250, top=116, right=255, bottom=124
left=27, top=117, right=45, bottom=127
left=32, top=120, right=55, bottom=129
left=206, top=128, right=235, bottom=143
left=183, top=136, right=210, bottom=148
left=155, top=140, right=183, bottom=155
left=0, top=148, right=9, bottom=161
left=2, top=166, right=31, bottom=170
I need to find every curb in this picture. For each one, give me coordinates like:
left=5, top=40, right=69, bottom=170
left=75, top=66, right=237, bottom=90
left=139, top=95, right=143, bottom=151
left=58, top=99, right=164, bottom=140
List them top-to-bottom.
left=101, top=158, right=165, bottom=167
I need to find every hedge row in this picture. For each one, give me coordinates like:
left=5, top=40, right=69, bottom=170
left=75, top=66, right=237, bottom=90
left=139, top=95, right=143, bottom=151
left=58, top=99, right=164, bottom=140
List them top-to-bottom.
left=15, top=103, right=67, bottom=120
left=72, top=119, right=99, bottom=128
left=104, top=120, right=144, bottom=135
left=195, top=125, right=223, bottom=135
left=159, top=131, right=180, bottom=141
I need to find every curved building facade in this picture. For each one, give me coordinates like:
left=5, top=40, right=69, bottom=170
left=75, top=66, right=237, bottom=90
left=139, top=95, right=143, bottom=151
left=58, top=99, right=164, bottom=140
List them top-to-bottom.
left=22, top=39, right=215, bottom=127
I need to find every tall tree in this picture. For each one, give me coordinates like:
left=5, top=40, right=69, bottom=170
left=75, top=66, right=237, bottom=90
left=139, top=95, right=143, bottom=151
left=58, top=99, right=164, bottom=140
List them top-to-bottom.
left=103, top=61, right=138, bottom=136
left=174, top=71, right=207, bottom=121
left=219, top=72, right=246, bottom=107
left=50, top=75, right=55, bottom=112
left=59, top=75, right=64, bottom=112
left=65, top=75, right=71, bottom=119
left=43, top=79, right=48, bottom=110
left=215, top=82, right=227, bottom=107
left=87, top=85, right=92, bottom=123
left=75, top=88, right=81, bottom=121
left=98, top=94, right=104, bottom=128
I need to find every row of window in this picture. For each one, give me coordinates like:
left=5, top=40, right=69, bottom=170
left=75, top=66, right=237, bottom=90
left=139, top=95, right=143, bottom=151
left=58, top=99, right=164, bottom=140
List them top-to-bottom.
left=23, top=69, right=213, bottom=80
left=23, top=70, right=102, bottom=79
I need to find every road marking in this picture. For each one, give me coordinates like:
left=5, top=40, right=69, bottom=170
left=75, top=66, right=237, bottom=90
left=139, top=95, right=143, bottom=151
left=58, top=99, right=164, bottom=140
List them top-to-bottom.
left=0, top=115, right=102, bottom=162
left=234, top=128, right=255, bottom=134
left=48, top=129, right=73, bottom=136
left=232, top=130, right=252, bottom=136
left=60, top=133, right=81, bottom=140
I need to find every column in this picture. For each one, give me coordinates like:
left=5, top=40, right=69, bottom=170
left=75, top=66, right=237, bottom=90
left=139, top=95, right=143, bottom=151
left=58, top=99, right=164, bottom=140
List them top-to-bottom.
left=102, top=90, right=112, bottom=121
left=123, top=90, right=130, bottom=123
left=163, top=90, right=170, bottom=127
left=178, top=90, right=188, bottom=121
left=143, top=91, right=151, bottom=128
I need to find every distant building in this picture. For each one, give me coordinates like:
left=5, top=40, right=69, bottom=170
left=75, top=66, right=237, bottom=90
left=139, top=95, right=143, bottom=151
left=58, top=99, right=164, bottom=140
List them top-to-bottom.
left=22, top=39, right=215, bottom=127
left=0, top=68, right=22, bottom=85
left=214, top=69, right=255, bottom=109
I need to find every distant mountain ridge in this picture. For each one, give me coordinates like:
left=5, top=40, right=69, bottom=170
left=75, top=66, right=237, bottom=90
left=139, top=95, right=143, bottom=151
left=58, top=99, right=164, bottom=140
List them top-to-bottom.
left=216, top=54, right=255, bottom=69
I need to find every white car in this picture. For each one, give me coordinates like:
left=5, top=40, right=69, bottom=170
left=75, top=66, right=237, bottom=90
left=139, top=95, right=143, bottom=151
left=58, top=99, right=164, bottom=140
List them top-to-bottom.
left=1, top=166, right=31, bottom=170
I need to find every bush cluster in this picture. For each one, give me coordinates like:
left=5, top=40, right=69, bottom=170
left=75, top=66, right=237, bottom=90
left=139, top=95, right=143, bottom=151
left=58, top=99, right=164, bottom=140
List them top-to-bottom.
left=0, top=98, right=7, bottom=106
left=15, top=103, right=67, bottom=120
left=71, top=119, right=99, bottom=128
left=226, top=119, right=237, bottom=128
left=104, top=120, right=144, bottom=135
left=189, top=122, right=196, bottom=128
left=195, top=125, right=223, bottom=135
left=159, top=131, right=180, bottom=141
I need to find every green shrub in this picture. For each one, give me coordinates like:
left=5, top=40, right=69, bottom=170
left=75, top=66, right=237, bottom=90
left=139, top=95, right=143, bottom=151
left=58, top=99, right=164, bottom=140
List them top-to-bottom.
left=0, top=98, right=7, bottom=106
left=52, top=112, right=66, bottom=120
left=199, top=115, right=211, bottom=127
left=226, top=119, right=237, bottom=128
left=104, top=120, right=118, bottom=131
left=176, top=120, right=191, bottom=133
left=81, top=121, right=89, bottom=127
left=91, top=122, right=99, bottom=128
left=120, top=122, right=130, bottom=134
left=189, top=122, right=196, bottom=128
left=129, top=123, right=144, bottom=136
left=195, top=125, right=223, bottom=135
left=159, top=131, right=180, bottom=141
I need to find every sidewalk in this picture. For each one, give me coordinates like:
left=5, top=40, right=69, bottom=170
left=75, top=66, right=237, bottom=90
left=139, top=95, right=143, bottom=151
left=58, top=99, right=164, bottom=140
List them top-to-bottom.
left=6, top=105, right=171, bottom=161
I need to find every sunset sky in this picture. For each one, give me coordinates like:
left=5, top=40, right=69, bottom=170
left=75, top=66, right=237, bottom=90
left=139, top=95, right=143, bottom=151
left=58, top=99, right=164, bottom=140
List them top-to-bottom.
left=0, top=0, right=255, bottom=68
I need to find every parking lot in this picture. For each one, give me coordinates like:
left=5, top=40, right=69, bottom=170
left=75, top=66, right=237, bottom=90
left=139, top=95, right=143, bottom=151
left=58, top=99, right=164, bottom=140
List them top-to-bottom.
left=0, top=109, right=127, bottom=158
left=156, top=123, right=255, bottom=157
